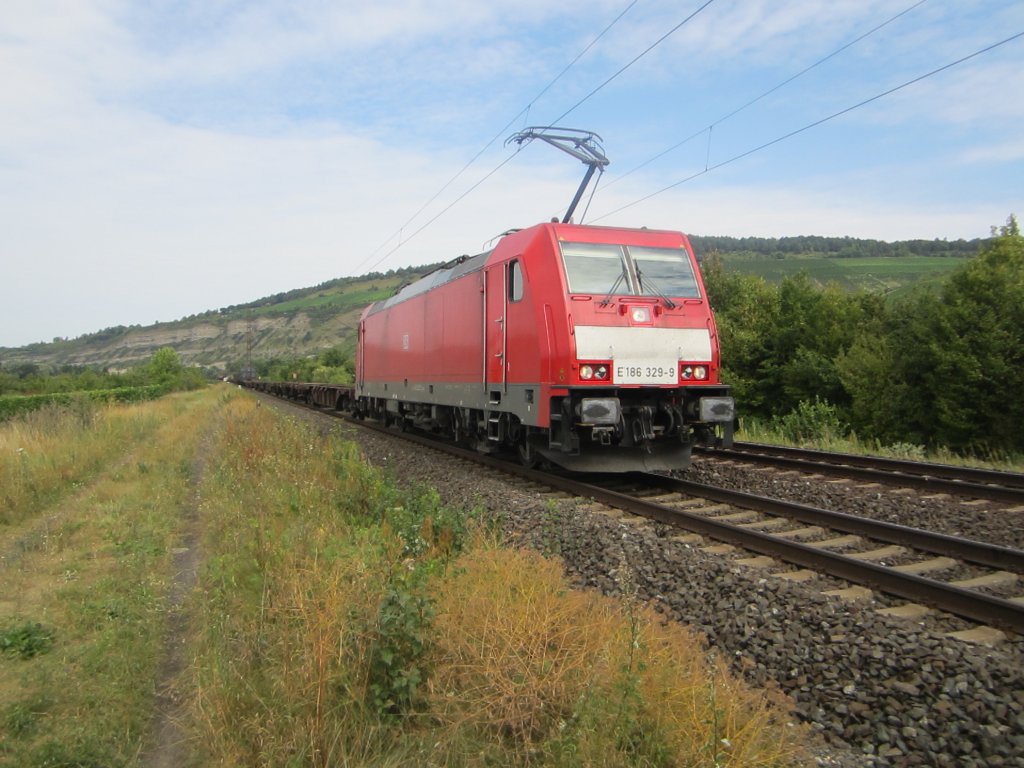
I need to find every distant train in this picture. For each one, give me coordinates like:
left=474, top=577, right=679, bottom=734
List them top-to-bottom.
left=247, top=221, right=734, bottom=472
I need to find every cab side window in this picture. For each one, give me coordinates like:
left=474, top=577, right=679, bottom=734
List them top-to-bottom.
left=508, top=259, right=524, bottom=302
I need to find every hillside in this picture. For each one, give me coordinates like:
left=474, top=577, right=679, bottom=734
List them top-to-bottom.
left=0, top=233, right=983, bottom=375
left=689, top=234, right=981, bottom=296
left=0, top=268, right=427, bottom=375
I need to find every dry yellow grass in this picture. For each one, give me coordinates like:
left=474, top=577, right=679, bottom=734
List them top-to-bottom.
left=189, top=395, right=810, bottom=767
left=190, top=397, right=405, bottom=766
left=0, top=399, right=165, bottom=526
left=428, top=539, right=807, bottom=766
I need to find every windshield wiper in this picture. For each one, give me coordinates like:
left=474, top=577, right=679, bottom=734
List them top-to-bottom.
left=636, top=269, right=677, bottom=309
left=599, top=271, right=626, bottom=306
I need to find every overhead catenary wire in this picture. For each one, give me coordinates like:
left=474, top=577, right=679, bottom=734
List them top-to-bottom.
left=350, top=0, right=640, bottom=275
left=360, top=0, right=719, bottom=275
left=545, top=0, right=717, bottom=127
left=603, top=0, right=931, bottom=189
left=592, top=29, right=1024, bottom=222
left=358, top=148, right=525, bottom=275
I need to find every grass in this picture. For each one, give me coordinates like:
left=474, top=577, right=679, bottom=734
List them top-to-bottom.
left=245, top=277, right=405, bottom=317
left=0, top=386, right=168, bottom=422
left=0, top=388, right=229, bottom=767
left=0, top=388, right=812, bottom=766
left=189, top=395, right=809, bottom=767
left=0, top=398, right=165, bottom=527
left=737, top=418, right=1024, bottom=473
left=426, top=542, right=803, bottom=766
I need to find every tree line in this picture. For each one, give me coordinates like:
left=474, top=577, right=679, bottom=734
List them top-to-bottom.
left=703, top=217, right=1023, bottom=456
left=11, top=224, right=1014, bottom=457
left=690, top=233, right=982, bottom=260
left=249, top=345, right=356, bottom=385
left=0, top=348, right=205, bottom=396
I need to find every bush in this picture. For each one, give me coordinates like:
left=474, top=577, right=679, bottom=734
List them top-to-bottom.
left=0, top=386, right=167, bottom=422
left=192, top=397, right=807, bottom=766
left=772, top=398, right=847, bottom=444
left=368, top=572, right=435, bottom=716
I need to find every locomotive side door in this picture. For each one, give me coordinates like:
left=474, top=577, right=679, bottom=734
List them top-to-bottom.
left=483, top=263, right=508, bottom=397
left=356, top=320, right=365, bottom=394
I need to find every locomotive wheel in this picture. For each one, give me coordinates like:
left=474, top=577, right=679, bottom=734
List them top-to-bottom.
left=452, top=410, right=469, bottom=447
left=518, top=436, right=541, bottom=469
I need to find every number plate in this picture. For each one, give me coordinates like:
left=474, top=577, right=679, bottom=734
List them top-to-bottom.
left=614, top=360, right=677, bottom=385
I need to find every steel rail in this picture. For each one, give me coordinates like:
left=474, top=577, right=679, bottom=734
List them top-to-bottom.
left=725, top=442, right=1024, bottom=487
left=696, top=444, right=1024, bottom=505
left=631, top=473, right=1024, bottom=573
left=590, top=478, right=1024, bottom=634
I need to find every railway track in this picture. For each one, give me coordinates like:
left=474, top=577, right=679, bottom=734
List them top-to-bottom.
left=253, top=391, right=1024, bottom=636
left=341, top=414, right=1024, bottom=636
left=697, top=442, right=1024, bottom=505
left=589, top=473, right=1024, bottom=637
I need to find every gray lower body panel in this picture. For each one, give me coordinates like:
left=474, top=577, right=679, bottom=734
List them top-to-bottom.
left=359, top=380, right=544, bottom=426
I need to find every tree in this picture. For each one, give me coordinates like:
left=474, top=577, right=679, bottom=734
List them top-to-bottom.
left=842, top=216, right=1024, bottom=453
left=921, top=216, right=1024, bottom=452
left=701, top=255, right=780, bottom=415
left=704, top=258, right=876, bottom=422
left=836, top=297, right=934, bottom=445
left=320, top=346, right=346, bottom=367
left=144, top=348, right=205, bottom=391
left=148, top=348, right=184, bottom=386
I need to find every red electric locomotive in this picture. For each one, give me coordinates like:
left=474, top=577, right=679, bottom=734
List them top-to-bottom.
left=246, top=129, right=735, bottom=472
left=355, top=220, right=734, bottom=472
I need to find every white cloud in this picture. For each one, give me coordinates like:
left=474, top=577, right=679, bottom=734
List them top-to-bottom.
left=1, top=0, right=1021, bottom=347
left=960, top=137, right=1024, bottom=164
left=593, top=179, right=1002, bottom=242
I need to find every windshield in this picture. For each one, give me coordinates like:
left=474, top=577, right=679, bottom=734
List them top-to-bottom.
left=559, top=241, right=701, bottom=299
left=560, top=242, right=629, bottom=294
left=631, top=246, right=700, bottom=299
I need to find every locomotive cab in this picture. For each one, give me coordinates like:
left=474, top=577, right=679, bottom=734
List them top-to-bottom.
left=536, top=225, right=734, bottom=472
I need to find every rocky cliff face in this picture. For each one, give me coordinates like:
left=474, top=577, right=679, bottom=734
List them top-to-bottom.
left=0, top=273, right=410, bottom=373
left=1, top=313, right=340, bottom=372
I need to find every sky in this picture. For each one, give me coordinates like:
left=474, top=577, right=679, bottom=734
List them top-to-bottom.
left=2, top=0, right=1022, bottom=348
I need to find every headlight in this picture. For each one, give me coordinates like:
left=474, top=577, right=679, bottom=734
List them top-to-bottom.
left=630, top=306, right=651, bottom=323
left=580, top=363, right=610, bottom=382
left=681, top=364, right=709, bottom=382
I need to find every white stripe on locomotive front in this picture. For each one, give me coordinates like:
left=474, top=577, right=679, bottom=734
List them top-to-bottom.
left=573, top=326, right=713, bottom=362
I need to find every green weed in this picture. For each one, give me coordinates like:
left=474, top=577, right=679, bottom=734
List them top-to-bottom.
left=190, top=395, right=809, bottom=766
left=368, top=573, right=435, bottom=716
left=0, top=621, right=55, bottom=659
left=3, top=694, right=51, bottom=737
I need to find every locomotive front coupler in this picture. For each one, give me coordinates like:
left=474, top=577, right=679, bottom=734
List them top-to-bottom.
left=631, top=406, right=656, bottom=444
